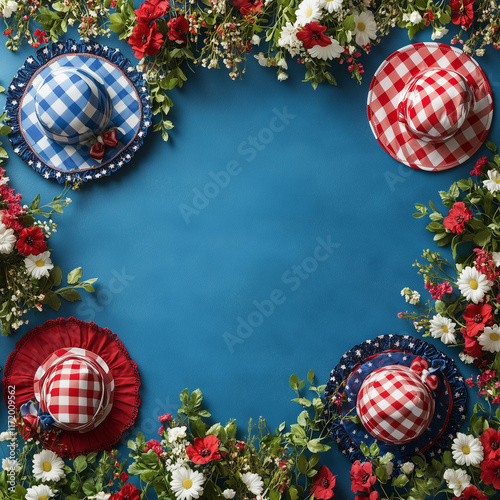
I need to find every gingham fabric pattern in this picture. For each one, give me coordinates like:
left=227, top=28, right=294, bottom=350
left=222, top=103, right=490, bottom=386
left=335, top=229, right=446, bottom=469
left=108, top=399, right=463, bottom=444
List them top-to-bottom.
left=367, top=43, right=493, bottom=171
left=19, top=53, right=142, bottom=172
left=35, top=67, right=112, bottom=145
left=34, top=347, right=114, bottom=433
left=357, top=365, right=435, bottom=445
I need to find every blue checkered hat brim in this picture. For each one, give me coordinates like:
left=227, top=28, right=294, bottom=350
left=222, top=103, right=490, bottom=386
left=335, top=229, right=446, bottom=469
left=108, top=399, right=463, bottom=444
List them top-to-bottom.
left=6, top=40, right=152, bottom=183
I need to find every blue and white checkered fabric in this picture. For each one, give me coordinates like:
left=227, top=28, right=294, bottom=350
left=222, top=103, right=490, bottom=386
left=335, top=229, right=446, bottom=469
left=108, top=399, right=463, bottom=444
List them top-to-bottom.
left=19, top=54, right=142, bottom=172
left=35, top=67, right=112, bottom=145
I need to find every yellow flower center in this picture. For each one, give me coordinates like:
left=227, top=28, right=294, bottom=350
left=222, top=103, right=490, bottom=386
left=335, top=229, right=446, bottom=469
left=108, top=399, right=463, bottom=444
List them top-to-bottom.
left=306, top=7, right=313, bottom=17
left=358, top=22, right=366, bottom=31
left=495, top=177, right=500, bottom=184
left=36, top=259, right=46, bottom=268
left=469, top=279, right=478, bottom=290
left=442, top=325, right=449, bottom=333
left=490, top=332, right=500, bottom=341
left=462, top=445, right=471, bottom=455
left=42, top=461, right=52, bottom=472
left=182, top=478, right=193, bottom=489
left=39, top=497, right=48, bottom=500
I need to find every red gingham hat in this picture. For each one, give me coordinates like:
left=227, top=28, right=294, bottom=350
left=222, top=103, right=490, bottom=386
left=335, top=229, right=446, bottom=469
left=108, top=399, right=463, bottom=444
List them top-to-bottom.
left=367, top=43, right=493, bottom=171
left=2, top=317, right=140, bottom=457
left=357, top=365, right=435, bottom=445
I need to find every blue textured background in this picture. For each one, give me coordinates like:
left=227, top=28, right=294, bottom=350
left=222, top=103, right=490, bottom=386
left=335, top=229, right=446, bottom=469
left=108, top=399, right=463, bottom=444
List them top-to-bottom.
left=0, top=22, right=499, bottom=498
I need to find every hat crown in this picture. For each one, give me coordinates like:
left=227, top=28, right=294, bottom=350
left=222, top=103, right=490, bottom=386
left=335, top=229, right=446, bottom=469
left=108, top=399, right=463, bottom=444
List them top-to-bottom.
left=34, top=67, right=112, bottom=145
left=399, top=69, right=473, bottom=143
left=356, top=365, right=435, bottom=445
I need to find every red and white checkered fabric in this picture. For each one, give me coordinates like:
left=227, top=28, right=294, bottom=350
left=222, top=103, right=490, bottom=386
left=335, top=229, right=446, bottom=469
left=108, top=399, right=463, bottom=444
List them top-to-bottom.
left=367, top=43, right=493, bottom=171
left=34, top=347, right=114, bottom=433
left=356, top=365, right=435, bottom=445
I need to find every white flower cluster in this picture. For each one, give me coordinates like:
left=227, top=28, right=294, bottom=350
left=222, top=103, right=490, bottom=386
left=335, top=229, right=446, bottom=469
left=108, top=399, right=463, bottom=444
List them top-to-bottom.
left=0, top=0, right=18, bottom=18
left=400, top=287, right=420, bottom=305
left=165, top=426, right=190, bottom=473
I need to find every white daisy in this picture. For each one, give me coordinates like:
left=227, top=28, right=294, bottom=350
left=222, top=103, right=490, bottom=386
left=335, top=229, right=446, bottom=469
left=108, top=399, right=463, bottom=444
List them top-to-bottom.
left=295, top=0, right=322, bottom=27
left=319, top=0, right=342, bottom=13
left=353, top=10, right=377, bottom=46
left=308, top=37, right=343, bottom=60
left=483, top=169, right=500, bottom=193
left=0, top=222, right=16, bottom=254
left=25, top=251, right=54, bottom=279
left=458, top=266, right=492, bottom=304
left=429, top=314, right=457, bottom=344
left=479, top=324, right=500, bottom=353
left=167, top=426, right=187, bottom=443
left=452, top=433, right=484, bottom=466
left=32, top=449, right=65, bottom=482
left=2, top=457, right=21, bottom=472
left=170, top=467, right=205, bottom=500
left=443, top=468, right=471, bottom=497
left=241, top=472, right=264, bottom=496
left=25, top=484, right=54, bottom=500
left=222, top=490, right=236, bottom=499
left=88, top=494, right=111, bottom=500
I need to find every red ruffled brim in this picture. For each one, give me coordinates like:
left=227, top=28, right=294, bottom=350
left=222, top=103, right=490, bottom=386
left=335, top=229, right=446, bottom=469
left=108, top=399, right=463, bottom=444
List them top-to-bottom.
left=2, top=317, right=141, bottom=457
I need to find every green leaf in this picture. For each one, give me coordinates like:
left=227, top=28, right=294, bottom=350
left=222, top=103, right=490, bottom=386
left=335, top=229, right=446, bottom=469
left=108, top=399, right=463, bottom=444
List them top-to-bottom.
left=439, top=12, right=451, bottom=24
left=343, top=14, right=355, bottom=31
left=486, top=140, right=498, bottom=152
left=30, top=194, right=40, bottom=210
left=474, top=230, right=491, bottom=247
left=51, top=266, right=63, bottom=287
left=67, top=267, right=83, bottom=284
left=59, top=289, right=81, bottom=302
left=42, top=290, right=62, bottom=311
left=307, top=368, right=315, bottom=384
left=289, top=373, right=300, bottom=391
left=292, top=397, right=311, bottom=407
left=306, top=438, right=330, bottom=453
left=370, top=441, right=380, bottom=458
left=360, top=442, right=370, bottom=457
left=297, top=453, right=308, bottom=474
left=73, top=455, right=87, bottom=473
left=392, top=474, right=410, bottom=488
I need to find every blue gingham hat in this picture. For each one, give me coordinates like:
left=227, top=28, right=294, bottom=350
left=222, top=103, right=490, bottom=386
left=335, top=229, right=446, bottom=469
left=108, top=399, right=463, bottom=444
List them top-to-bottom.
left=6, top=40, right=152, bottom=183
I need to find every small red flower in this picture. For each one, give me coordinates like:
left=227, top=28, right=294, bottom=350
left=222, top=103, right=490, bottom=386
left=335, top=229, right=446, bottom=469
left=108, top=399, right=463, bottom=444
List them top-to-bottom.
left=135, top=0, right=169, bottom=23
left=233, top=0, right=263, bottom=16
left=450, top=0, right=475, bottom=29
left=423, top=9, right=433, bottom=26
left=167, top=15, right=189, bottom=43
left=128, top=20, right=163, bottom=59
left=296, top=22, right=331, bottom=50
left=3, top=28, right=13, bottom=36
left=33, top=29, right=48, bottom=44
left=470, top=156, right=488, bottom=175
left=443, top=202, right=473, bottom=234
left=16, top=226, right=46, bottom=256
left=463, top=303, right=494, bottom=337
left=158, top=413, right=172, bottom=423
left=480, top=428, right=500, bottom=460
left=186, top=435, right=221, bottom=464
left=145, top=439, right=164, bottom=458
left=480, top=459, right=500, bottom=489
left=350, top=461, right=376, bottom=494
left=311, top=465, right=336, bottom=499
left=120, top=472, right=129, bottom=482
left=110, top=483, right=141, bottom=500
left=453, top=485, right=489, bottom=500
left=355, top=492, right=379, bottom=500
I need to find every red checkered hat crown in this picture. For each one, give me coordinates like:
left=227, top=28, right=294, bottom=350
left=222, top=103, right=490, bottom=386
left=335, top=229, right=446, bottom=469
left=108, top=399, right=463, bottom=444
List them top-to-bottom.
left=398, top=69, right=473, bottom=143
left=34, top=347, right=114, bottom=433
left=356, top=365, right=435, bottom=445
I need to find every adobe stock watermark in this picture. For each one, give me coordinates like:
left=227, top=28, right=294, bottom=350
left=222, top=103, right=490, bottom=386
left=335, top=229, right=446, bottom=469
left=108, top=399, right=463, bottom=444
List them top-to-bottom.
left=179, top=106, right=296, bottom=224
left=384, top=164, right=414, bottom=192
left=223, top=236, right=340, bottom=353
left=75, top=268, right=135, bottom=322
left=3, top=385, right=17, bottom=492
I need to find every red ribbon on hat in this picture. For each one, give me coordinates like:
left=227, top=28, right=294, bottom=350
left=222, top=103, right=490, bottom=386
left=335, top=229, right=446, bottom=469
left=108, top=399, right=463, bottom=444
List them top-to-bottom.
left=90, top=130, right=119, bottom=161
left=410, top=357, right=438, bottom=390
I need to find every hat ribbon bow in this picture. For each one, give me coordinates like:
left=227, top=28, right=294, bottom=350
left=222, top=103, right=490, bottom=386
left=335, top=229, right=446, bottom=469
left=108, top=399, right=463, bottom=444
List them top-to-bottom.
left=90, top=130, right=119, bottom=161
left=410, top=357, right=445, bottom=390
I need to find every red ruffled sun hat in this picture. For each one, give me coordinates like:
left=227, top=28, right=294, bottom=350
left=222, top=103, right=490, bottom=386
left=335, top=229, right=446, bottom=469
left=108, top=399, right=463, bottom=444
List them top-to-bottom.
left=367, top=42, right=494, bottom=171
left=2, top=317, right=140, bottom=457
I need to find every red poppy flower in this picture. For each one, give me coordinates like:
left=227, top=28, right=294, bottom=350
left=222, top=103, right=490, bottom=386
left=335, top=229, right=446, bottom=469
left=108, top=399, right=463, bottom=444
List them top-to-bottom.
left=135, top=0, right=169, bottom=23
left=233, top=0, right=263, bottom=16
left=450, top=0, right=475, bottom=28
left=167, top=15, right=189, bottom=43
left=128, top=21, right=163, bottom=59
left=296, top=22, right=331, bottom=50
left=470, top=156, right=488, bottom=176
left=443, top=202, right=473, bottom=234
left=16, top=226, right=46, bottom=256
left=463, top=303, right=494, bottom=337
left=464, top=334, right=484, bottom=358
left=481, top=428, right=500, bottom=460
left=186, top=435, right=221, bottom=464
left=480, top=459, right=500, bottom=489
left=350, top=460, right=377, bottom=493
left=311, top=465, right=336, bottom=499
left=110, top=483, right=141, bottom=500
left=453, top=485, right=489, bottom=500
left=355, top=492, right=379, bottom=500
